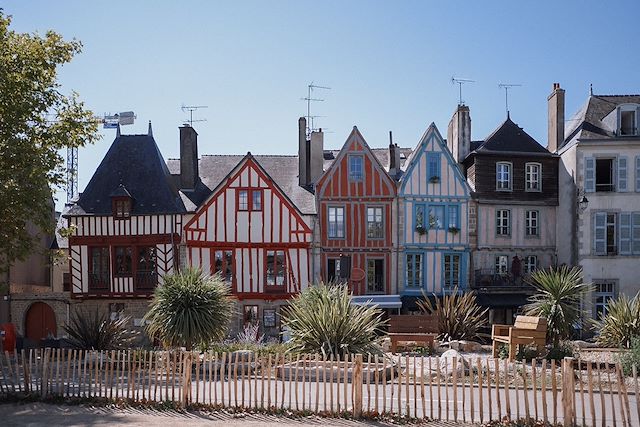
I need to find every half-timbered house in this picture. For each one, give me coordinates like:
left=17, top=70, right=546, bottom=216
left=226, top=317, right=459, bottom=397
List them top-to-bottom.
left=398, top=124, right=470, bottom=311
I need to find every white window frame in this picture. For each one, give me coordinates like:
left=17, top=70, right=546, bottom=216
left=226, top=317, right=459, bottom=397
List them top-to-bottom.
left=618, top=104, right=639, bottom=136
left=348, top=154, right=364, bottom=181
left=496, top=162, right=512, bottom=191
left=525, top=162, right=542, bottom=192
left=327, top=206, right=345, bottom=239
left=366, top=206, right=384, bottom=239
left=496, top=209, right=511, bottom=236
left=525, top=210, right=539, bottom=237
left=524, top=255, right=537, bottom=274
left=593, top=281, right=617, bottom=319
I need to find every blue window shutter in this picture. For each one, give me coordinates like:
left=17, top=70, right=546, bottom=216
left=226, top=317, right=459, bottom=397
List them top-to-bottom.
left=635, top=156, right=640, bottom=191
left=584, top=157, right=595, bottom=193
left=618, top=157, right=628, bottom=192
left=594, top=212, right=606, bottom=255
left=619, top=213, right=632, bottom=254
left=633, top=213, right=640, bottom=254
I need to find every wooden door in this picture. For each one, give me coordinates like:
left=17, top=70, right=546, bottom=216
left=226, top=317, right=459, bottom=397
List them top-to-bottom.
left=25, top=302, right=57, bottom=342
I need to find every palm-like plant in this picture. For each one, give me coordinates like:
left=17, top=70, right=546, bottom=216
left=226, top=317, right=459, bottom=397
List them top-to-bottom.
left=524, top=266, right=592, bottom=347
left=144, top=268, right=234, bottom=350
left=282, top=283, right=387, bottom=357
left=417, top=288, right=488, bottom=341
left=594, top=293, right=640, bottom=349
left=63, top=309, right=137, bottom=350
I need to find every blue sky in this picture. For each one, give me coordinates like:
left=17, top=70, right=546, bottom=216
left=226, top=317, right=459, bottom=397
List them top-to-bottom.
left=5, top=1, right=640, bottom=210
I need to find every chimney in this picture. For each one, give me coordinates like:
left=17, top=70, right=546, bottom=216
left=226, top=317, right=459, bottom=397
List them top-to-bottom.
left=547, top=82, right=565, bottom=153
left=447, top=104, right=471, bottom=163
left=298, top=117, right=309, bottom=186
left=179, top=125, right=199, bottom=190
left=309, top=128, right=324, bottom=185
left=388, top=131, right=401, bottom=178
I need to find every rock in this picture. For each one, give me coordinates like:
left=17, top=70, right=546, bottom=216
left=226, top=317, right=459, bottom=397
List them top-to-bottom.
left=382, top=337, right=391, bottom=352
left=449, top=340, right=481, bottom=352
left=572, top=340, right=597, bottom=349
left=439, top=349, right=469, bottom=376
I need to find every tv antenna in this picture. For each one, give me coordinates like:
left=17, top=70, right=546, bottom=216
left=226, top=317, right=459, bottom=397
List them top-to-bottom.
left=451, top=77, right=475, bottom=105
left=301, top=82, right=330, bottom=137
left=498, top=83, right=522, bottom=116
left=181, top=104, right=208, bottom=126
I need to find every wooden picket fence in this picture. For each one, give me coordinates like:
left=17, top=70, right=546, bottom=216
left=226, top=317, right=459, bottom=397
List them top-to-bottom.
left=1, top=348, right=639, bottom=426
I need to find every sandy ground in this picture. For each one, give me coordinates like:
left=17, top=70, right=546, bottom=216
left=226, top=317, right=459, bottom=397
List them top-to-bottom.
left=0, top=402, right=474, bottom=427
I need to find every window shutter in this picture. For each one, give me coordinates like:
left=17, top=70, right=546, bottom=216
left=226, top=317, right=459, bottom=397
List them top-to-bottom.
left=617, top=156, right=628, bottom=192
left=635, top=156, right=640, bottom=191
left=584, top=157, right=595, bottom=192
left=594, top=212, right=606, bottom=255
left=619, top=213, right=632, bottom=254
left=633, top=213, right=640, bottom=254
left=339, top=255, right=351, bottom=279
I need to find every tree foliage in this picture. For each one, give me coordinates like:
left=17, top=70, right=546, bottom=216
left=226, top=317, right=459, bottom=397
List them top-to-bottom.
left=0, top=10, right=99, bottom=273
left=144, top=268, right=234, bottom=350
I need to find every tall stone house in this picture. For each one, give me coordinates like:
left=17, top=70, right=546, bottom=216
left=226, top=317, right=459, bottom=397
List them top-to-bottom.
left=553, top=84, right=640, bottom=321
left=448, top=105, right=559, bottom=325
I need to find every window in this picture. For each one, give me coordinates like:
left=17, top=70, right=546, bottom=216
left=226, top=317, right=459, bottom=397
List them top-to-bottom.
left=619, top=106, right=638, bottom=136
left=427, top=153, right=441, bottom=182
left=348, top=155, right=363, bottom=181
left=595, top=159, right=615, bottom=192
left=496, top=162, right=512, bottom=190
left=525, top=163, right=542, bottom=191
left=237, top=189, right=262, bottom=211
left=113, top=198, right=131, bottom=218
left=415, top=205, right=425, bottom=230
left=428, top=205, right=445, bottom=229
left=448, top=205, right=459, bottom=229
left=327, top=207, right=345, bottom=238
left=367, top=207, right=384, bottom=238
left=496, top=209, right=511, bottom=236
left=525, top=210, right=539, bottom=237
left=594, top=212, right=617, bottom=255
left=599, top=212, right=640, bottom=256
left=114, top=246, right=133, bottom=276
left=135, top=246, right=157, bottom=290
left=89, top=247, right=110, bottom=290
left=213, top=250, right=234, bottom=282
left=265, top=250, right=286, bottom=288
left=406, top=253, right=423, bottom=288
left=443, top=254, right=460, bottom=289
left=495, top=255, right=508, bottom=274
left=524, top=256, right=537, bottom=274
left=327, top=258, right=342, bottom=283
left=366, top=259, right=384, bottom=294
left=62, top=272, right=71, bottom=292
left=594, top=282, right=616, bottom=319
left=109, top=303, right=125, bottom=321
left=243, top=305, right=259, bottom=326
left=263, top=308, right=277, bottom=328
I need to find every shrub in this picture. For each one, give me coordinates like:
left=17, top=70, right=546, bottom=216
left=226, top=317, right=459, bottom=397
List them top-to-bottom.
left=524, top=266, right=592, bottom=347
left=144, top=268, right=234, bottom=350
left=281, top=283, right=387, bottom=357
left=417, top=288, right=488, bottom=342
left=594, top=293, right=640, bottom=349
left=63, top=309, right=137, bottom=350
left=619, top=337, right=640, bottom=376
left=545, top=341, right=576, bottom=361
left=516, top=344, right=540, bottom=362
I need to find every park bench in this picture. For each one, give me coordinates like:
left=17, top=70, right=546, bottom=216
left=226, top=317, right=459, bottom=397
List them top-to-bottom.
left=388, top=315, right=438, bottom=353
left=491, top=315, right=547, bottom=360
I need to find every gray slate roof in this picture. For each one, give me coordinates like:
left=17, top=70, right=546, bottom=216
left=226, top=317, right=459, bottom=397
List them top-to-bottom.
left=471, top=117, right=551, bottom=156
left=322, top=147, right=413, bottom=175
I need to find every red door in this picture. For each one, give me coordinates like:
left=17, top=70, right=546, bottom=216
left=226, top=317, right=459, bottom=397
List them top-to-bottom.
left=25, top=302, right=57, bottom=343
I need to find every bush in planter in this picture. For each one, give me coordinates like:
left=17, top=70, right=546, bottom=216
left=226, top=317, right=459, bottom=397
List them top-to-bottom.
left=428, top=176, right=440, bottom=184
left=448, top=226, right=460, bottom=235
left=593, top=293, right=640, bottom=349
left=619, top=337, right=640, bottom=376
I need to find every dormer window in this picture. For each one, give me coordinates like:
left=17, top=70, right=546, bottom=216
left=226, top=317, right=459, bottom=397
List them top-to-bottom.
left=619, top=105, right=639, bottom=136
left=496, top=162, right=512, bottom=191
left=525, top=163, right=542, bottom=191
left=113, top=198, right=131, bottom=218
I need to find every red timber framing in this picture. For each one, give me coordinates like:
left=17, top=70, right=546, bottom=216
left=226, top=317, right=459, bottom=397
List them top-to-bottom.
left=316, top=127, right=396, bottom=296
left=183, top=154, right=313, bottom=300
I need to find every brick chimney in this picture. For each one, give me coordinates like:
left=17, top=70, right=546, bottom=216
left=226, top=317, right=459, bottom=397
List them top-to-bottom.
left=547, top=82, right=565, bottom=153
left=447, top=105, right=471, bottom=163
left=179, top=125, right=199, bottom=190
left=309, top=128, right=324, bottom=185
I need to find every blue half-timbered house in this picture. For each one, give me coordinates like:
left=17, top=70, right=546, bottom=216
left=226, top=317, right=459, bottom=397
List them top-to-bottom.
left=398, top=124, right=471, bottom=305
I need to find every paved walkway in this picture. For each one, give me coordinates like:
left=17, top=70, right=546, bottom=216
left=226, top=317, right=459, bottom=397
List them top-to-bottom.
left=1, top=403, right=475, bottom=427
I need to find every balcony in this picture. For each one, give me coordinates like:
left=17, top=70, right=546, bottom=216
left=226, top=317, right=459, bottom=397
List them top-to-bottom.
left=472, top=269, right=533, bottom=291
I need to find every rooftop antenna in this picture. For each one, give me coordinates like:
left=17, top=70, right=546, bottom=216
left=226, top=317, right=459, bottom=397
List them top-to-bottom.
left=451, top=77, right=475, bottom=105
left=301, top=82, right=330, bottom=137
left=498, top=83, right=522, bottom=117
left=181, top=104, right=208, bottom=126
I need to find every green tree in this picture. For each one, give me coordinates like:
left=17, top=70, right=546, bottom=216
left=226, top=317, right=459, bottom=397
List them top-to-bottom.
left=0, top=10, right=99, bottom=274
left=524, top=266, right=592, bottom=347
left=144, top=268, right=234, bottom=350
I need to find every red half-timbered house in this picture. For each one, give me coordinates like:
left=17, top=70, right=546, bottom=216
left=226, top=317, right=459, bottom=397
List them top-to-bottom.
left=316, top=127, right=401, bottom=299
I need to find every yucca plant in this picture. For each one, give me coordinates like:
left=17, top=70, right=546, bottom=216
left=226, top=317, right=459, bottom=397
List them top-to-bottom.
left=524, top=266, right=592, bottom=347
left=144, top=268, right=234, bottom=350
left=281, top=283, right=387, bottom=357
left=417, top=288, right=488, bottom=341
left=594, top=293, right=640, bottom=348
left=63, top=309, right=137, bottom=350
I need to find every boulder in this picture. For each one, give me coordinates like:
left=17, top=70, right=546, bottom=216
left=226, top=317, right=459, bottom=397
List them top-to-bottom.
left=382, top=337, right=391, bottom=353
left=572, top=340, right=597, bottom=349
left=439, top=349, right=469, bottom=376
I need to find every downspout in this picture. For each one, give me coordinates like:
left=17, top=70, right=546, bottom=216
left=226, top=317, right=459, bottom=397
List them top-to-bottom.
left=396, top=193, right=401, bottom=314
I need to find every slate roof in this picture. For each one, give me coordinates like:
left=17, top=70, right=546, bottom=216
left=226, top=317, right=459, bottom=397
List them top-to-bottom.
left=562, top=94, right=640, bottom=149
left=471, top=117, right=551, bottom=156
left=69, top=133, right=186, bottom=215
left=322, top=147, right=413, bottom=176
left=166, top=155, right=317, bottom=215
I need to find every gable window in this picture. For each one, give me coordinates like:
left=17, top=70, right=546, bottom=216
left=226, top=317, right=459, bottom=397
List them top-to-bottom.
left=619, top=106, right=638, bottom=136
left=427, top=153, right=441, bottom=182
left=348, top=155, right=364, bottom=181
left=496, top=162, right=512, bottom=191
left=525, top=163, right=542, bottom=191
left=237, top=189, right=262, bottom=211
left=238, top=190, right=248, bottom=210
left=252, top=191, right=262, bottom=210
left=113, top=199, right=131, bottom=219
left=428, top=205, right=445, bottom=229
left=327, top=206, right=345, bottom=238
left=366, top=206, right=384, bottom=238
left=496, top=209, right=511, bottom=236
left=525, top=210, right=539, bottom=237
left=594, top=212, right=617, bottom=255
left=114, top=246, right=133, bottom=277
left=135, top=246, right=157, bottom=290
left=89, top=247, right=110, bottom=290
left=212, top=250, right=234, bottom=283
left=265, top=250, right=287, bottom=288
left=406, top=253, right=423, bottom=288
left=443, top=254, right=461, bottom=290
left=495, top=255, right=509, bottom=274
left=524, top=255, right=537, bottom=274
left=366, top=258, right=384, bottom=294
left=594, top=281, right=616, bottom=319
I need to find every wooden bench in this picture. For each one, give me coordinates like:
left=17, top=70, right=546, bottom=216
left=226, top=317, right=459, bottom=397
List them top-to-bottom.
left=388, top=315, right=438, bottom=353
left=492, top=315, right=547, bottom=360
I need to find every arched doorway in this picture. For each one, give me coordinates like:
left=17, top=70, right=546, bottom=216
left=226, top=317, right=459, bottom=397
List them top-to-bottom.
left=25, top=302, right=57, bottom=344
